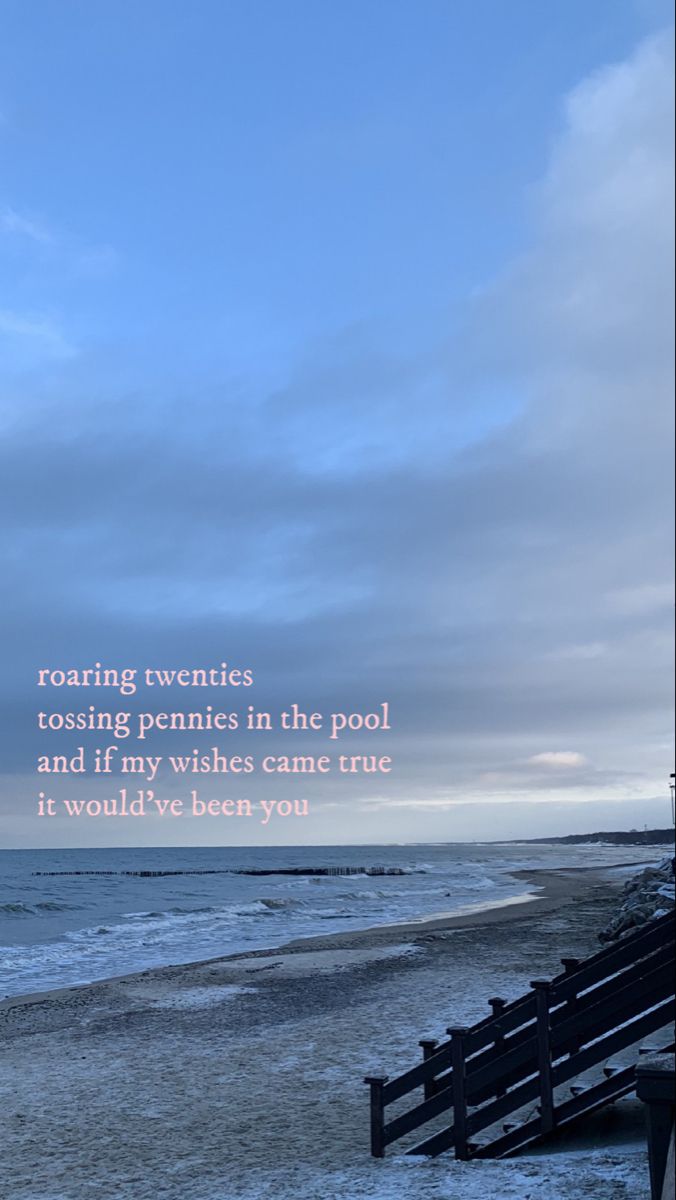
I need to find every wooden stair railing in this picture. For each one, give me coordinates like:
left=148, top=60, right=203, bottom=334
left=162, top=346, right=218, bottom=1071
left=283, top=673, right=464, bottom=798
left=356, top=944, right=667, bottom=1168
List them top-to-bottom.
left=364, top=910, right=675, bottom=1159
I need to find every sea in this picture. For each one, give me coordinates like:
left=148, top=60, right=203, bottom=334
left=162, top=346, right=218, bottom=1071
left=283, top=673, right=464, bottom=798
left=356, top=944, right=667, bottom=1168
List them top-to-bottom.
left=0, top=842, right=661, bottom=998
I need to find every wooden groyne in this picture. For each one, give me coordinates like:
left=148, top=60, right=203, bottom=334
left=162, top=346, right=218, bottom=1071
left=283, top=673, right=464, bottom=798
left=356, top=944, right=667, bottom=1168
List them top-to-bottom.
left=32, top=865, right=411, bottom=878
left=233, top=866, right=410, bottom=877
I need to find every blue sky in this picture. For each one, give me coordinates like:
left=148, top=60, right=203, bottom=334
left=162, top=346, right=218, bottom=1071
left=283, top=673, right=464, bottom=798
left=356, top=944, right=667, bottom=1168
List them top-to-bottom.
left=0, top=0, right=659, bottom=374
left=0, top=1, right=674, bottom=846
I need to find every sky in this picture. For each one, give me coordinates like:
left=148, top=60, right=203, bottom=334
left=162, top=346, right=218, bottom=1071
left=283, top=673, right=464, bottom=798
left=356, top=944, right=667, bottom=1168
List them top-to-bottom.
left=0, top=0, right=674, bottom=847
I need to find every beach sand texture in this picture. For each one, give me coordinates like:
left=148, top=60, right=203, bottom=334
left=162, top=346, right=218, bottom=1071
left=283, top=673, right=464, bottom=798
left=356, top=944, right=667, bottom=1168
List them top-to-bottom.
left=0, top=867, right=658, bottom=1199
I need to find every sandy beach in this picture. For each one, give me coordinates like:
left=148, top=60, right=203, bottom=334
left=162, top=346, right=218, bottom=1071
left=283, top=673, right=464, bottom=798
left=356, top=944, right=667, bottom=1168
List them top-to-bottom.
left=0, top=864, right=658, bottom=1200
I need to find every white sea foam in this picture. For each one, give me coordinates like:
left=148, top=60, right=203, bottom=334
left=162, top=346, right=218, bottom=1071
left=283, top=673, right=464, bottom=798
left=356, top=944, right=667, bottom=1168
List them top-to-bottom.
left=0, top=841, right=664, bottom=997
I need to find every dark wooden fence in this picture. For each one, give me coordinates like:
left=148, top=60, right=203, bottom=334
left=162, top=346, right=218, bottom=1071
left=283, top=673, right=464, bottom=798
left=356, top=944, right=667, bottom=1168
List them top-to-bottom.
left=365, top=910, right=675, bottom=1159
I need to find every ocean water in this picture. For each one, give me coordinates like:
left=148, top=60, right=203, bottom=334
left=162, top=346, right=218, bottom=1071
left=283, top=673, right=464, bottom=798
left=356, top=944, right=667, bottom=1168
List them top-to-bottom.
left=0, top=842, right=660, bottom=998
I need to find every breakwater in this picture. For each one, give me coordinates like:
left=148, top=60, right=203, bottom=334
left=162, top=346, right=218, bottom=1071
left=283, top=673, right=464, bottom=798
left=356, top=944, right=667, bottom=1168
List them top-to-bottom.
left=32, top=865, right=412, bottom=879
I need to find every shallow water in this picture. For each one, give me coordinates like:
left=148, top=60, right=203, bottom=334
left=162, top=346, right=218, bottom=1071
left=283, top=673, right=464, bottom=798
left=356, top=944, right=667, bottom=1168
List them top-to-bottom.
left=0, top=841, right=660, bottom=996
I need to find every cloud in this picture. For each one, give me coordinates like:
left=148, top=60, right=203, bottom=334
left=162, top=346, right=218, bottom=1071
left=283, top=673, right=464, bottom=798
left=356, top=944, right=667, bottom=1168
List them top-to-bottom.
left=0, top=201, right=118, bottom=284
left=0, top=206, right=53, bottom=244
left=0, top=308, right=76, bottom=361
left=607, top=583, right=675, bottom=616
left=526, top=752, right=588, bottom=769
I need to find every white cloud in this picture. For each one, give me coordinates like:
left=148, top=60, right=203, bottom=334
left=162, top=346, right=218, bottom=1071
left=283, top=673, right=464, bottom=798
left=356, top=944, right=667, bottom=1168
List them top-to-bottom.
left=475, top=30, right=674, bottom=455
left=1, top=203, right=118, bottom=276
left=0, top=205, right=53, bottom=244
left=0, top=309, right=76, bottom=360
left=607, top=583, right=675, bottom=616
left=545, top=643, right=608, bottom=661
left=527, top=752, right=589, bottom=769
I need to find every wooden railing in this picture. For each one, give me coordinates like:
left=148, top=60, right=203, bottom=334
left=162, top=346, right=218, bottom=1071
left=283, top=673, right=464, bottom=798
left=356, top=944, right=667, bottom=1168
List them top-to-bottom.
left=365, top=910, right=675, bottom=1159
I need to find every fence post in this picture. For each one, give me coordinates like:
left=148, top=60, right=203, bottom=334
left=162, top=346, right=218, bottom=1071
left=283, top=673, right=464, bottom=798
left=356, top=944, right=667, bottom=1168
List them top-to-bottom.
left=560, top=965, right=581, bottom=1056
left=532, top=980, right=556, bottom=1135
left=489, top=997, right=507, bottom=1097
left=449, top=1027, right=470, bottom=1160
left=419, top=1039, right=439, bottom=1101
left=636, top=1055, right=676, bottom=1200
left=364, top=1075, right=389, bottom=1158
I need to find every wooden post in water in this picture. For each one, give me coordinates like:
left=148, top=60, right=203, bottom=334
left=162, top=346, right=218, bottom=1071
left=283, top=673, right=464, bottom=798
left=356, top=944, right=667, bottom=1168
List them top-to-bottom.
left=532, top=981, right=556, bottom=1135
left=449, top=1027, right=470, bottom=1160
left=419, top=1039, right=439, bottom=1101
left=364, top=1075, right=388, bottom=1158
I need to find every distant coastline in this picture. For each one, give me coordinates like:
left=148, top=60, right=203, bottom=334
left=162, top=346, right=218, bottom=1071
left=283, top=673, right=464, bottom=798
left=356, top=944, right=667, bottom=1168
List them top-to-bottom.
left=506, top=829, right=675, bottom=847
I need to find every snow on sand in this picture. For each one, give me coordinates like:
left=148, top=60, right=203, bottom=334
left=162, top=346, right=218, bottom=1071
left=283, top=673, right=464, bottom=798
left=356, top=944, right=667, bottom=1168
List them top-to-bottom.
left=0, top=868, right=653, bottom=1199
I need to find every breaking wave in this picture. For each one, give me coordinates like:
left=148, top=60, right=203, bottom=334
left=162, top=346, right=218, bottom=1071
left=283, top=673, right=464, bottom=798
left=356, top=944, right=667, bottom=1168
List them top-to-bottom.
left=0, top=900, right=83, bottom=917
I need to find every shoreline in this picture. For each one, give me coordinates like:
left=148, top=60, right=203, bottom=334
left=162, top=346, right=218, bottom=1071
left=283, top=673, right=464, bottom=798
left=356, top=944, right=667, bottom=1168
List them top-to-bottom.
left=0, top=857, right=655, bottom=1200
left=0, top=859, right=641, bottom=1011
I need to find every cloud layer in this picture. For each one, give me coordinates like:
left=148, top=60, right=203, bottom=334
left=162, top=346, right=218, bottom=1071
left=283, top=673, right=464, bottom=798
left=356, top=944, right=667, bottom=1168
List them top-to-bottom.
left=1, top=30, right=674, bottom=846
